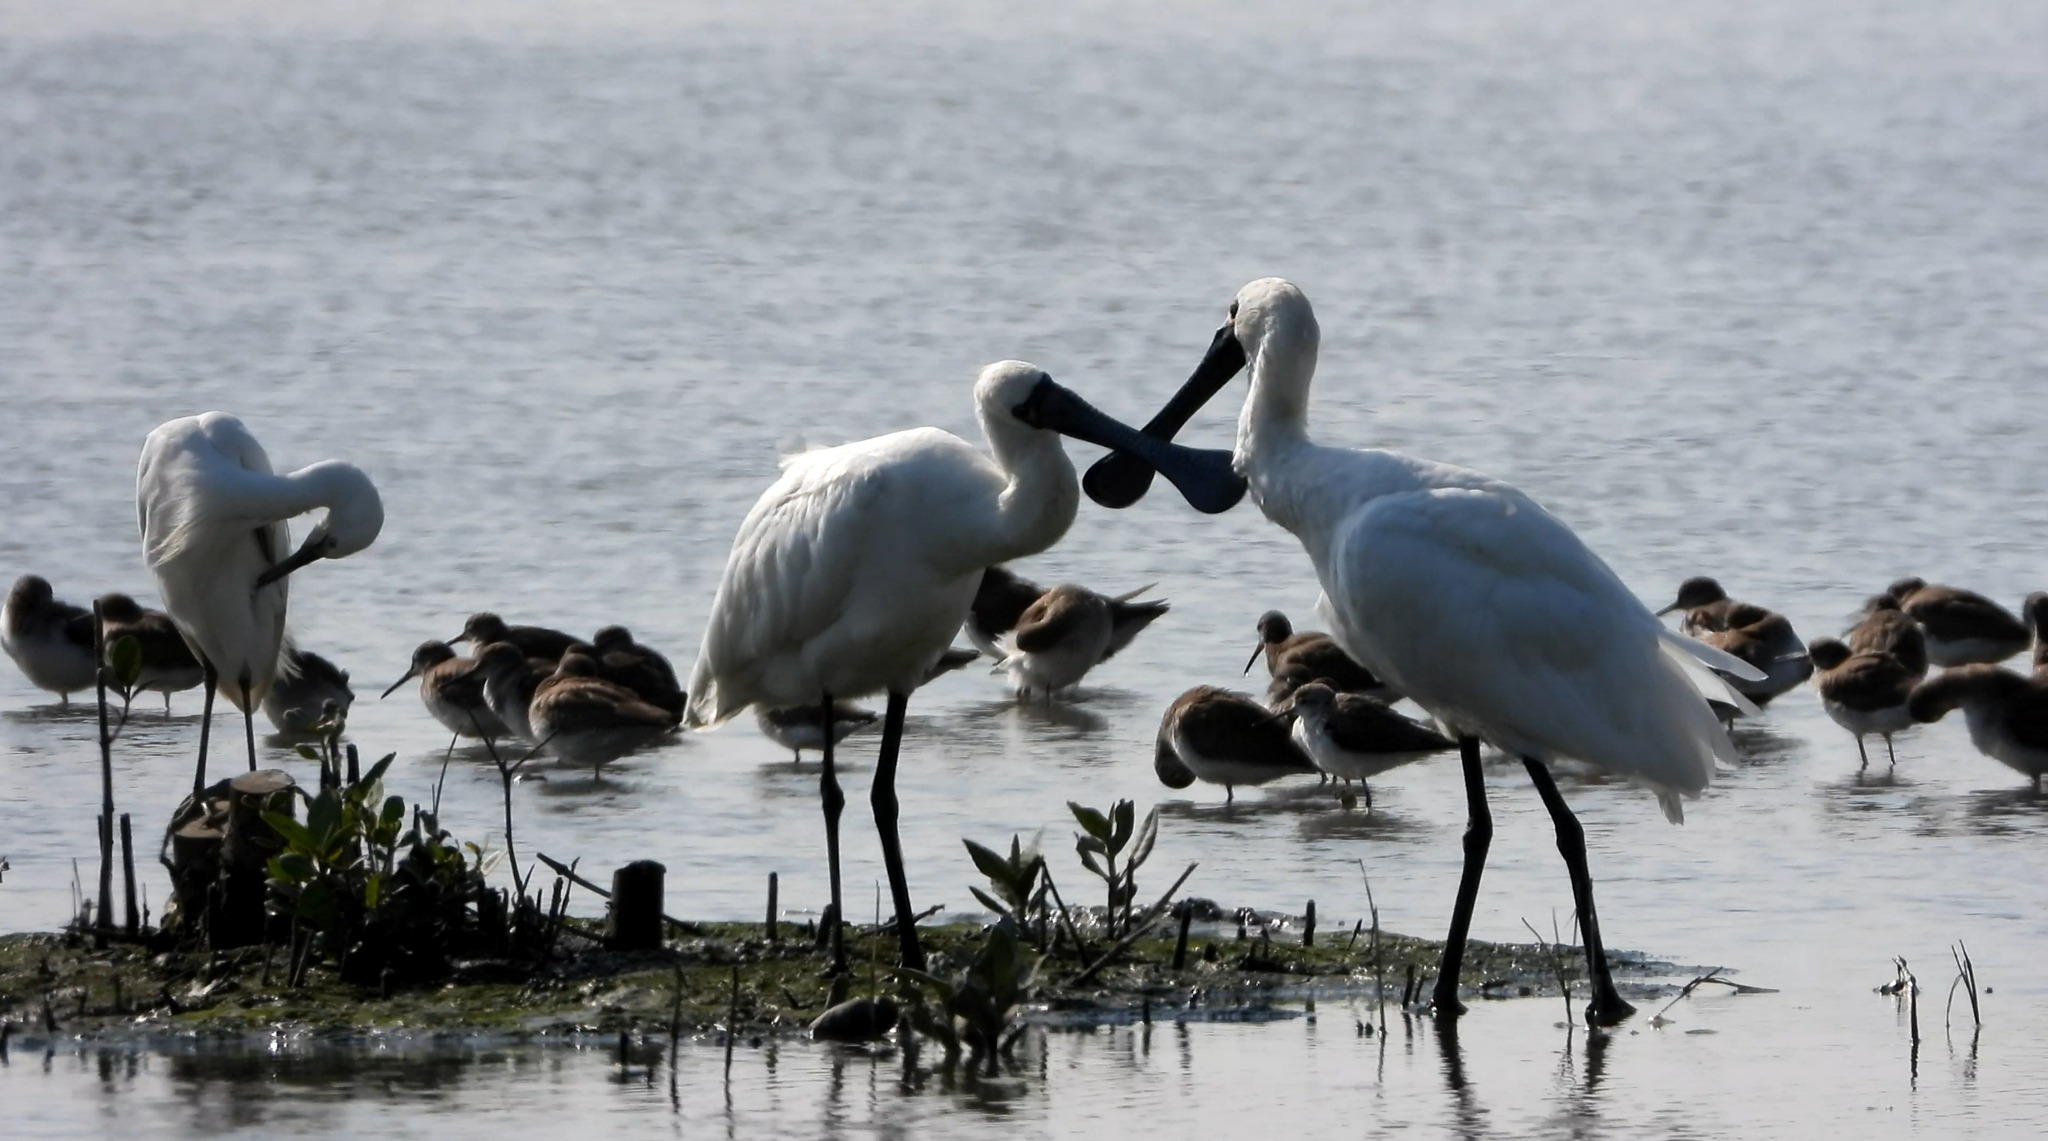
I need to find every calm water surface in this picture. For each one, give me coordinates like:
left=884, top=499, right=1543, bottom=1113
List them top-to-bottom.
left=2, top=1, right=2046, bottom=1135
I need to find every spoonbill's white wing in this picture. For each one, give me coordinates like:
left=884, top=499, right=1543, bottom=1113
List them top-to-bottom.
left=686, top=429, right=1003, bottom=726
left=1319, top=484, right=1735, bottom=822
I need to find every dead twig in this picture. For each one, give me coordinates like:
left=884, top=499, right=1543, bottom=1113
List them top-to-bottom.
left=1945, top=941, right=1981, bottom=1030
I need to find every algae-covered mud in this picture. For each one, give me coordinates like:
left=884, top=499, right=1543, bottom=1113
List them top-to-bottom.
left=0, top=916, right=1708, bottom=1043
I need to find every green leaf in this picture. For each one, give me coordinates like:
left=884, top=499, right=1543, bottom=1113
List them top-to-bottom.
left=107, top=635, right=143, bottom=689
left=294, top=744, right=321, bottom=762
left=363, top=753, right=398, bottom=787
left=306, top=790, right=343, bottom=848
left=1110, top=799, right=1135, bottom=853
left=1068, top=802, right=1112, bottom=843
left=1129, top=806, right=1160, bottom=870
left=262, top=811, right=314, bottom=853
left=963, top=839, right=1013, bottom=885
left=1075, top=843, right=1106, bottom=879
left=364, top=871, right=383, bottom=910
left=969, top=886, right=1011, bottom=918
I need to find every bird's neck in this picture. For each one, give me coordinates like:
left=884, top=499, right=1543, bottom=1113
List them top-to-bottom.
left=987, top=434, right=1080, bottom=565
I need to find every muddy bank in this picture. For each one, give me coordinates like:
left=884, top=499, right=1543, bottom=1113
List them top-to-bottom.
left=0, top=911, right=1700, bottom=1046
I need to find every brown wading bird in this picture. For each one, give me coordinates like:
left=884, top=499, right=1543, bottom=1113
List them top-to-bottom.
left=967, top=565, right=1168, bottom=699
left=2, top=575, right=97, bottom=705
left=1884, top=577, right=2030, bottom=667
left=1655, top=578, right=1813, bottom=707
left=2022, top=592, right=2048, bottom=675
left=95, top=593, right=204, bottom=711
left=1847, top=595, right=1931, bottom=676
left=1245, top=609, right=1390, bottom=706
left=451, top=611, right=580, bottom=665
left=589, top=625, right=687, bottom=721
left=1809, top=636, right=1922, bottom=769
left=382, top=640, right=511, bottom=750
left=475, top=641, right=550, bottom=743
left=262, top=643, right=353, bottom=735
left=528, top=649, right=676, bottom=778
left=1909, top=665, right=2048, bottom=792
left=1283, top=681, right=1454, bottom=807
left=1153, top=685, right=1316, bottom=803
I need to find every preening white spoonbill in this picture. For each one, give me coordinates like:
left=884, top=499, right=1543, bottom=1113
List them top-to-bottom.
left=1038, top=279, right=1760, bottom=1025
left=685, top=361, right=1237, bottom=973
left=138, top=412, right=383, bottom=794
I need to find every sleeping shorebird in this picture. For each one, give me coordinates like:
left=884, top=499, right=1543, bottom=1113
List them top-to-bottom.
left=968, top=566, right=1168, bottom=699
left=3, top=575, right=97, bottom=706
left=1885, top=577, right=2029, bottom=667
left=1655, top=578, right=1813, bottom=706
left=2019, top=592, right=2048, bottom=675
left=95, top=593, right=204, bottom=711
left=1846, top=595, right=1931, bottom=675
left=1245, top=609, right=1389, bottom=706
left=452, top=612, right=579, bottom=665
left=590, top=625, right=686, bottom=721
left=1810, top=636, right=1921, bottom=769
left=382, top=640, right=510, bottom=749
left=474, top=641, right=548, bottom=743
left=262, top=643, right=354, bottom=735
left=529, top=649, right=676, bottom=778
left=1909, top=665, right=2048, bottom=792
left=1284, top=681, right=1454, bottom=807
left=1153, top=686, right=1316, bottom=802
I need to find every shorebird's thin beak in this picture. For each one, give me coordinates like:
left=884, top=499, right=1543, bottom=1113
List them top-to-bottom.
left=1083, top=322, right=1247, bottom=509
left=1012, top=376, right=1245, bottom=515
left=255, top=542, right=324, bottom=588
left=1654, top=601, right=1682, bottom=617
left=1243, top=645, right=1264, bottom=675
left=379, top=666, right=420, bottom=699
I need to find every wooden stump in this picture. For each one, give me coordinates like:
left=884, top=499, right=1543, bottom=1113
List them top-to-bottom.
left=215, top=769, right=297, bottom=949
left=606, top=860, right=666, bottom=951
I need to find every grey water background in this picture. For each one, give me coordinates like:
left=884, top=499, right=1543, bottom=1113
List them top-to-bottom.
left=3, top=0, right=2047, bottom=1135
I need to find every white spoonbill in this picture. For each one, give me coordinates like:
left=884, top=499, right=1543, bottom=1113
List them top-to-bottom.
left=1041, top=279, right=1759, bottom=1026
left=684, top=361, right=1238, bottom=973
left=138, top=412, right=383, bottom=795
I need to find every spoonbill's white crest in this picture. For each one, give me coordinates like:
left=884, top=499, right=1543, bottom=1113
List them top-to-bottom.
left=1056, top=278, right=1761, bottom=1026
left=685, top=361, right=1213, bottom=973
left=139, top=412, right=382, bottom=795
left=3, top=575, right=97, bottom=705
left=1885, top=577, right=2030, bottom=667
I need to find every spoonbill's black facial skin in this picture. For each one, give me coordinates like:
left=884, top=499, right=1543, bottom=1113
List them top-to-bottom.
left=1082, top=321, right=1249, bottom=509
left=1010, top=376, right=1246, bottom=515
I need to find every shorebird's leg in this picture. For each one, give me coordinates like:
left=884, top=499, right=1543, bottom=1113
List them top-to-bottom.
left=191, top=659, right=219, bottom=800
left=240, top=667, right=257, bottom=772
left=818, top=690, right=847, bottom=976
left=871, top=690, right=924, bottom=971
left=1883, top=733, right=1897, bottom=767
left=1855, top=736, right=1869, bottom=772
left=1431, top=737, right=1492, bottom=1019
left=1524, top=756, right=1635, bottom=1026
left=1363, top=780, right=1374, bottom=811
